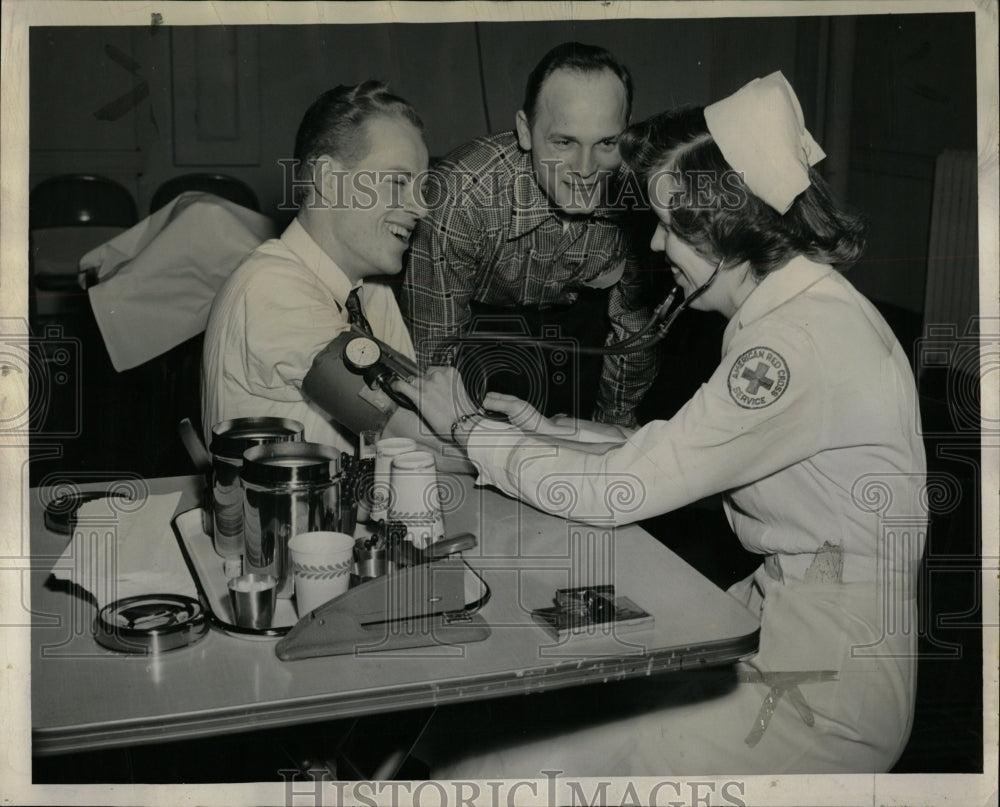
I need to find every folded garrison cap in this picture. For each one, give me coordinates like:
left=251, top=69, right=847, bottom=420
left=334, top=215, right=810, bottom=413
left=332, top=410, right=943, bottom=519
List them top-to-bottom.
left=704, top=71, right=825, bottom=214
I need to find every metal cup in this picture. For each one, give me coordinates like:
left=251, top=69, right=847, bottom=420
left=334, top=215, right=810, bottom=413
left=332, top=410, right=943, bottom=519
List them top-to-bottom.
left=352, top=544, right=396, bottom=582
left=227, top=573, right=277, bottom=629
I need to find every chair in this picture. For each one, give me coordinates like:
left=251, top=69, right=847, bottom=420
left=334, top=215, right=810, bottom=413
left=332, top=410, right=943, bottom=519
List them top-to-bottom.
left=150, top=173, right=260, bottom=214
left=29, top=174, right=138, bottom=297
left=30, top=174, right=138, bottom=229
left=27, top=175, right=139, bottom=482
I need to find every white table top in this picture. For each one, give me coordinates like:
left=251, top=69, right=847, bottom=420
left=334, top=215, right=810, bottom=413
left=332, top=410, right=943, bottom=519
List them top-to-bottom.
left=30, top=474, right=759, bottom=756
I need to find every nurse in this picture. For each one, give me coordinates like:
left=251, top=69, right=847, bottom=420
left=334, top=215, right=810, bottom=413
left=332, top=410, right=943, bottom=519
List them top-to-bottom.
left=398, top=72, right=927, bottom=775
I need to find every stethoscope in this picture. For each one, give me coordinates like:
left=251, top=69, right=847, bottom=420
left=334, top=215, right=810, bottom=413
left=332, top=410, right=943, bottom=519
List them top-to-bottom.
left=449, top=256, right=727, bottom=356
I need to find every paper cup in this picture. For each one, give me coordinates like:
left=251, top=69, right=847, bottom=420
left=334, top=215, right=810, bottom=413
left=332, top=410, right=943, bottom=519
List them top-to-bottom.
left=369, top=437, right=417, bottom=522
left=389, top=450, right=446, bottom=550
left=288, top=531, right=355, bottom=617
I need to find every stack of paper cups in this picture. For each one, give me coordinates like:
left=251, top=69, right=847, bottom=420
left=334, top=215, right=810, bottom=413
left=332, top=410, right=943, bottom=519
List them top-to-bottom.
left=370, top=437, right=417, bottom=523
left=389, top=450, right=446, bottom=550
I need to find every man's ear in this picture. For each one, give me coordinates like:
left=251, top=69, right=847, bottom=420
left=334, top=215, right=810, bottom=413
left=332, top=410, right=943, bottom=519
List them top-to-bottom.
left=515, top=110, right=532, bottom=152
left=315, top=154, right=346, bottom=206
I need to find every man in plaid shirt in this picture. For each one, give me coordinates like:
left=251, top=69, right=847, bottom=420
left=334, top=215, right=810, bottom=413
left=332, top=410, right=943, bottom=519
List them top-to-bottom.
left=400, top=42, right=656, bottom=427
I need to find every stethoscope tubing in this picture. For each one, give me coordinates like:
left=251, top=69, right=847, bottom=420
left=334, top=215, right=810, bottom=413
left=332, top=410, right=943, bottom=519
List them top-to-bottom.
left=448, top=257, right=726, bottom=357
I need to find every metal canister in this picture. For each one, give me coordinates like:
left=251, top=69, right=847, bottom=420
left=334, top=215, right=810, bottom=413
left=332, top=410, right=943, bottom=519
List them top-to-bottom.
left=210, top=417, right=304, bottom=558
left=241, top=442, right=341, bottom=599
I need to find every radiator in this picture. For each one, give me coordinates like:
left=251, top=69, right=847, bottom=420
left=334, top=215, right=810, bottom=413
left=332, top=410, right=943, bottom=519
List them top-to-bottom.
left=923, top=149, right=979, bottom=341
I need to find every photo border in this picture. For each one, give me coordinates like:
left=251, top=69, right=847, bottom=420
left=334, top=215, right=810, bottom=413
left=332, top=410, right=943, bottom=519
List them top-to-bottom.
left=1, top=1, right=996, bottom=805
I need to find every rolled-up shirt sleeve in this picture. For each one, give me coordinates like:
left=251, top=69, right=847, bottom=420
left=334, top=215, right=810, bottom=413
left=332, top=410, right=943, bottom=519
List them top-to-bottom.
left=594, top=249, right=659, bottom=426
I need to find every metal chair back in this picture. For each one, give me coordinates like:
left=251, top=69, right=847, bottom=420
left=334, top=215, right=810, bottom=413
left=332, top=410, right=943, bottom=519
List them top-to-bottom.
left=150, top=173, right=259, bottom=214
left=30, top=174, right=138, bottom=229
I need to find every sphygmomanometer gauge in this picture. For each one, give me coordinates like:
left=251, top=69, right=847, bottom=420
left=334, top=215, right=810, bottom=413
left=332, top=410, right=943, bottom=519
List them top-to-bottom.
left=343, top=335, right=383, bottom=374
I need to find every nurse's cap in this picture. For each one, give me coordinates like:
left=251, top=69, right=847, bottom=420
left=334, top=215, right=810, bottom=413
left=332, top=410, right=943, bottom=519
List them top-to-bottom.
left=704, top=71, right=825, bottom=215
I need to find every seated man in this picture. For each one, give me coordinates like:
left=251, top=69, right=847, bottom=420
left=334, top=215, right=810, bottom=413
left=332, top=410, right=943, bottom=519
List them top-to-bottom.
left=401, top=42, right=656, bottom=426
left=202, top=82, right=433, bottom=452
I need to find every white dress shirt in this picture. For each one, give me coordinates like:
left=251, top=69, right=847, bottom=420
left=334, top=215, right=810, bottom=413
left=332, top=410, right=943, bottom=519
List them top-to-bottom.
left=201, top=218, right=415, bottom=454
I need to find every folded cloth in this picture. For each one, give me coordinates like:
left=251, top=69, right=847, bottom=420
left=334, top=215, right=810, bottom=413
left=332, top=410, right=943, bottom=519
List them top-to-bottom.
left=84, top=191, right=278, bottom=371
left=51, top=491, right=197, bottom=610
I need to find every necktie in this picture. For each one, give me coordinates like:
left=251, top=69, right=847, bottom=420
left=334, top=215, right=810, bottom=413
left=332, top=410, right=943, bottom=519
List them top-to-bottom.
left=344, top=287, right=373, bottom=335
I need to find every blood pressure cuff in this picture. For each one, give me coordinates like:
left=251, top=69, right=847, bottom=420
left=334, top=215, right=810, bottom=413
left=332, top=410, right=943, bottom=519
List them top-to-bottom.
left=302, top=332, right=398, bottom=436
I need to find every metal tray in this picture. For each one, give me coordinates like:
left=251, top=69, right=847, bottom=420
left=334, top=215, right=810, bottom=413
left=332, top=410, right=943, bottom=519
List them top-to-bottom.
left=171, top=508, right=491, bottom=641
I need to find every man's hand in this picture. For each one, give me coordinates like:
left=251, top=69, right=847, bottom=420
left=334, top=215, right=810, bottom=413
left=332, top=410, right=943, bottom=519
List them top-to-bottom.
left=392, top=366, right=477, bottom=439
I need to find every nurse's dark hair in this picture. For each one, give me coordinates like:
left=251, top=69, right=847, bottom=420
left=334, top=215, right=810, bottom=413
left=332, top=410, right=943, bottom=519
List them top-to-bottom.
left=523, top=42, right=633, bottom=126
left=293, top=81, right=425, bottom=204
left=619, top=107, right=867, bottom=276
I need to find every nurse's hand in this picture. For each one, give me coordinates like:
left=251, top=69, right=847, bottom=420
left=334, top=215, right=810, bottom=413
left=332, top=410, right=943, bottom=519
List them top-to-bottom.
left=392, top=366, right=476, bottom=439
left=479, top=392, right=561, bottom=435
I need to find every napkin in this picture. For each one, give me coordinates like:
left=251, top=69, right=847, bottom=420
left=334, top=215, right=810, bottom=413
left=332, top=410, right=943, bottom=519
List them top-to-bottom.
left=51, top=491, right=197, bottom=610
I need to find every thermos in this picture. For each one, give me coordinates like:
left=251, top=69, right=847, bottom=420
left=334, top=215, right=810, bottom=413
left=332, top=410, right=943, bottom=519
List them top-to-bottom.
left=209, top=417, right=304, bottom=558
left=241, top=442, right=342, bottom=598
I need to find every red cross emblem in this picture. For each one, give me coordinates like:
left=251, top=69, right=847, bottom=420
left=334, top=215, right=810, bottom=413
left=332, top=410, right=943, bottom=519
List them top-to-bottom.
left=728, top=347, right=790, bottom=409
left=741, top=362, right=774, bottom=395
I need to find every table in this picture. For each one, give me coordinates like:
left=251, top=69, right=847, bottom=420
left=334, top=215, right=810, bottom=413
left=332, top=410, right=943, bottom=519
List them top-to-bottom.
left=30, top=474, right=760, bottom=756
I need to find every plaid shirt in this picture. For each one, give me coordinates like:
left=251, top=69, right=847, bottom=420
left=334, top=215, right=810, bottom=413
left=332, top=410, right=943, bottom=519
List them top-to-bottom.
left=401, top=132, right=657, bottom=426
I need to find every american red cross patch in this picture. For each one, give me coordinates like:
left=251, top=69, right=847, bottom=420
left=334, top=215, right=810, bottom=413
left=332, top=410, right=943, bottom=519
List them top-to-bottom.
left=727, top=346, right=790, bottom=409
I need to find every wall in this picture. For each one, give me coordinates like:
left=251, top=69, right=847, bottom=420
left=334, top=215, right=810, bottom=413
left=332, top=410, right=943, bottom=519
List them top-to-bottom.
left=28, top=13, right=979, bottom=314
left=847, top=13, right=977, bottom=315
left=29, top=19, right=804, bottom=222
left=30, top=27, right=150, bottom=189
